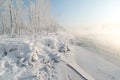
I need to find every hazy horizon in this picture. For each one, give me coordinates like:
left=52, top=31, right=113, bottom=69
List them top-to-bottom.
left=50, top=0, right=120, bottom=33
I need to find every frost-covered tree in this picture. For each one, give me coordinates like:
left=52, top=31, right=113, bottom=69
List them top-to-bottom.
left=0, top=0, right=60, bottom=37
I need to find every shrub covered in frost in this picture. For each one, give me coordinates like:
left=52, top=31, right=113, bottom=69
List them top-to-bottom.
left=0, top=34, right=71, bottom=80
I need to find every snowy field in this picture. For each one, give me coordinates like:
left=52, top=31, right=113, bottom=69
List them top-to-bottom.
left=0, top=33, right=120, bottom=80
left=0, top=33, right=92, bottom=80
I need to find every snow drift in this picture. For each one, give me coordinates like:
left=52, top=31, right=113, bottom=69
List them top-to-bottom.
left=0, top=34, right=73, bottom=80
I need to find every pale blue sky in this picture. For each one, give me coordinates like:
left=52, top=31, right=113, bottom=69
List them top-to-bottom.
left=50, top=0, right=120, bottom=27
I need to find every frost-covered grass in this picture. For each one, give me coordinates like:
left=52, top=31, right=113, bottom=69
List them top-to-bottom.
left=0, top=34, right=72, bottom=80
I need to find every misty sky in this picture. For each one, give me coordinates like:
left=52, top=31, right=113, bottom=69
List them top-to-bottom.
left=50, top=0, right=120, bottom=29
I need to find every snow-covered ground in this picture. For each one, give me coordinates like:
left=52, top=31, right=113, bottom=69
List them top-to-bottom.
left=0, top=33, right=120, bottom=80
left=0, top=33, right=89, bottom=80
left=75, top=46, right=120, bottom=80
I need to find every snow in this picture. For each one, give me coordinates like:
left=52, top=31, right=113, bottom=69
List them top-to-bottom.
left=0, top=33, right=120, bottom=80
left=0, top=34, right=83, bottom=80
left=74, top=46, right=120, bottom=80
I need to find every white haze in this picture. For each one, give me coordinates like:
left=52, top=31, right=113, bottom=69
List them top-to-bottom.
left=68, top=25, right=120, bottom=55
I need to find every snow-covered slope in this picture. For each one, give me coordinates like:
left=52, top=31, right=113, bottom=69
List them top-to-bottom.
left=0, top=33, right=120, bottom=80
left=0, top=34, right=91, bottom=80
left=75, top=46, right=120, bottom=80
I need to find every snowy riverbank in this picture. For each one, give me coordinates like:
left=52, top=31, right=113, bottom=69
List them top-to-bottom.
left=0, top=33, right=120, bottom=80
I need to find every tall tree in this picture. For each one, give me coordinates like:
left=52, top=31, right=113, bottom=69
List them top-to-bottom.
left=0, top=0, right=60, bottom=37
